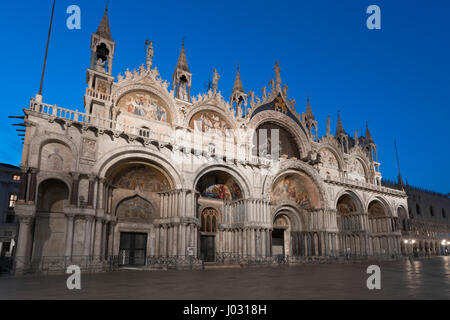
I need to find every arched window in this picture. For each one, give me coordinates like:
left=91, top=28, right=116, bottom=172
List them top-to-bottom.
left=416, top=203, right=421, bottom=215
left=201, top=208, right=218, bottom=233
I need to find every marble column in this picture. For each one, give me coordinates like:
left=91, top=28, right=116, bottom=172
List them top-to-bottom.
left=28, top=168, right=38, bottom=203
left=19, top=169, right=28, bottom=201
left=70, top=173, right=80, bottom=206
left=64, top=214, right=75, bottom=259
left=14, top=216, right=34, bottom=272
left=83, top=216, right=93, bottom=257
left=93, top=217, right=103, bottom=259
left=101, top=220, right=107, bottom=259
left=180, top=224, right=186, bottom=256
left=173, top=225, right=178, bottom=256
left=155, top=226, right=160, bottom=256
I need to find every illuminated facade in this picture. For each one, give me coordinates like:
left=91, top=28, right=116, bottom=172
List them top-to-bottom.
left=13, top=8, right=409, bottom=273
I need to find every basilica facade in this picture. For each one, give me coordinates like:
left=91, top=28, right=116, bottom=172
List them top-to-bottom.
left=13, top=9, right=408, bottom=273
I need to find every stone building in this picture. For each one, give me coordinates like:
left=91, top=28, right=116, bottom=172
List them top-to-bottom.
left=13, top=8, right=408, bottom=272
left=0, top=163, right=21, bottom=258
left=382, top=179, right=450, bottom=256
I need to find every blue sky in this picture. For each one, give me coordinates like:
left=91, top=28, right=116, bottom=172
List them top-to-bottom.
left=0, top=0, right=449, bottom=193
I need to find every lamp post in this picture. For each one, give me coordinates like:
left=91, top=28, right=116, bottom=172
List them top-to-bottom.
left=403, top=239, right=416, bottom=259
left=441, top=240, right=449, bottom=256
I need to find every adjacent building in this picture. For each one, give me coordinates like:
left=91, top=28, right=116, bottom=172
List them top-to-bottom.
left=0, top=163, right=21, bottom=258
left=382, top=179, right=450, bottom=256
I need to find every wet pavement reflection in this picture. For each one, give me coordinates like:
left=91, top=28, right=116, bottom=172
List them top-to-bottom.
left=0, top=256, right=449, bottom=300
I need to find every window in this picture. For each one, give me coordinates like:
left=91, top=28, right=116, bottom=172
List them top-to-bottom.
left=139, top=127, right=150, bottom=138
left=12, top=175, right=20, bottom=181
left=8, top=194, right=18, bottom=209
left=416, top=204, right=421, bottom=215
left=430, top=206, right=434, bottom=217
left=201, top=208, right=218, bottom=233
left=443, top=208, right=447, bottom=219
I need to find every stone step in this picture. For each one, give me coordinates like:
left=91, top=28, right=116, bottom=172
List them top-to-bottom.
left=203, top=264, right=242, bottom=269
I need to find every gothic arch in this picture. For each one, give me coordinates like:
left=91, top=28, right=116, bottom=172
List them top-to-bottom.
left=114, top=194, right=157, bottom=222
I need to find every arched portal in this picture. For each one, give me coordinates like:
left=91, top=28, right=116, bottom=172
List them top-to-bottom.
left=105, top=160, right=174, bottom=265
left=195, top=170, right=243, bottom=262
left=33, top=179, right=70, bottom=259
left=336, top=193, right=365, bottom=256
left=368, top=199, right=390, bottom=256
left=272, top=213, right=291, bottom=257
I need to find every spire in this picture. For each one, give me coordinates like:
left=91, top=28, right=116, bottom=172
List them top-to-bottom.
left=96, top=3, right=112, bottom=41
left=172, top=38, right=192, bottom=101
left=175, top=39, right=190, bottom=72
left=230, top=63, right=247, bottom=117
left=232, top=63, right=245, bottom=93
left=305, top=96, right=315, bottom=121
left=335, top=111, right=345, bottom=136
left=366, top=122, right=374, bottom=142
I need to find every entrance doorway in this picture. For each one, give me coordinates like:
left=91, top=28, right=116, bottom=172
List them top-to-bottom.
left=272, top=229, right=285, bottom=256
left=119, top=232, right=147, bottom=266
left=200, top=236, right=215, bottom=262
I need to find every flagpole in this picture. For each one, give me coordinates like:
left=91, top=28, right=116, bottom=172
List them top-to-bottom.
left=38, top=0, right=56, bottom=98
left=394, top=141, right=403, bottom=189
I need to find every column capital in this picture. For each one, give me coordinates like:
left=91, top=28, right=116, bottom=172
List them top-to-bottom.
left=19, top=165, right=29, bottom=173
left=29, top=167, right=39, bottom=174
left=70, top=172, right=81, bottom=179
left=88, top=174, right=97, bottom=181
left=65, top=213, right=76, bottom=220
left=18, top=215, right=34, bottom=225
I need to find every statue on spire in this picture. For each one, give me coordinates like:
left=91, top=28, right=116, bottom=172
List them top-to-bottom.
left=145, top=40, right=154, bottom=70
left=274, top=61, right=282, bottom=92
left=212, top=68, right=220, bottom=93
left=326, top=116, right=331, bottom=136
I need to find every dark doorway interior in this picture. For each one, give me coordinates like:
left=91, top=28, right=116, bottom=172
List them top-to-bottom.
left=272, top=228, right=285, bottom=256
left=119, top=232, right=147, bottom=266
left=200, top=235, right=215, bottom=262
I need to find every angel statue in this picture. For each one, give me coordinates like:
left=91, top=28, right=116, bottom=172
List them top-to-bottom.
left=145, top=40, right=154, bottom=70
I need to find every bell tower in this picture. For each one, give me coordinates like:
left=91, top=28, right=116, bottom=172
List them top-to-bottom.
left=85, top=4, right=116, bottom=118
left=172, top=40, right=192, bottom=102
left=230, top=64, right=247, bottom=117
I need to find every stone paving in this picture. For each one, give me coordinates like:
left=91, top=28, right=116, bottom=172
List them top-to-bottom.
left=0, top=257, right=449, bottom=300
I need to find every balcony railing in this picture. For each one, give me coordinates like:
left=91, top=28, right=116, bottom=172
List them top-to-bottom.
left=85, top=88, right=112, bottom=102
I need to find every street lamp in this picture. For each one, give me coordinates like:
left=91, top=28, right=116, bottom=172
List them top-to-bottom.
left=403, top=239, right=416, bottom=258
left=441, top=240, right=449, bottom=255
